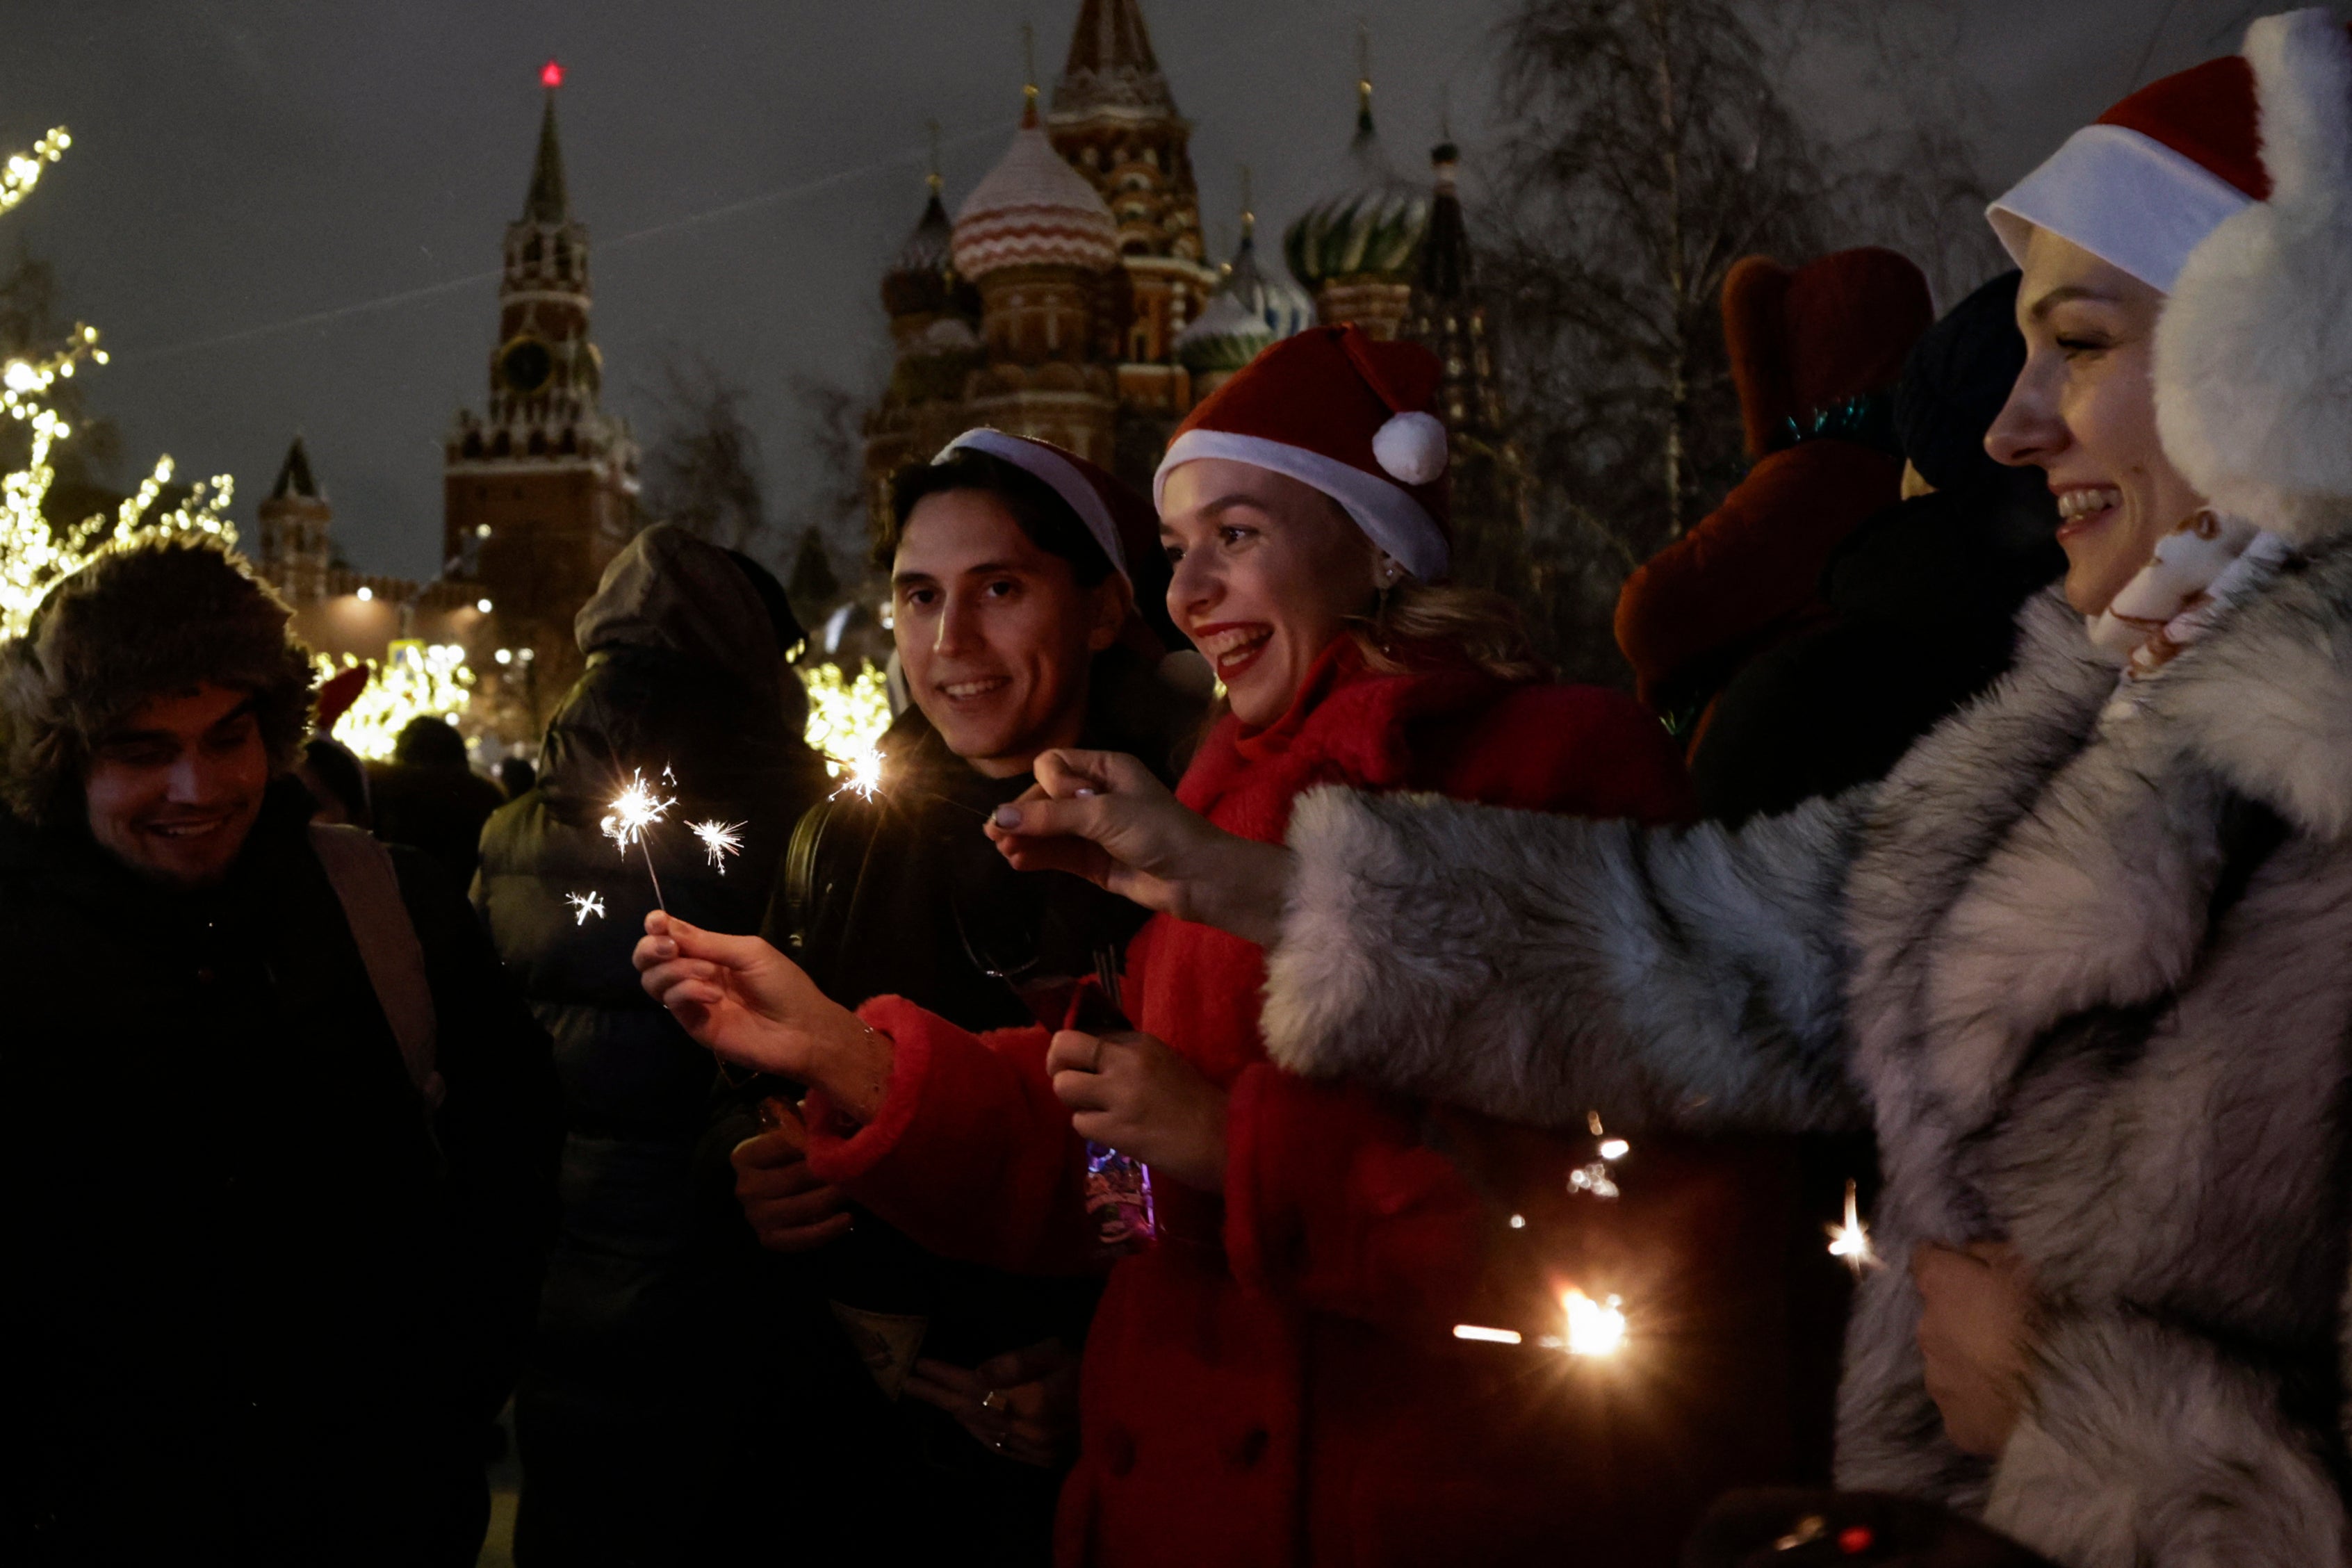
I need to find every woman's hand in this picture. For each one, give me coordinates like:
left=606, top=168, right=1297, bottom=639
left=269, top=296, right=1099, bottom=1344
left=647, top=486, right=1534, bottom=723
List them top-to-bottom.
left=984, top=749, right=1293, bottom=947
left=633, top=911, right=893, bottom=1120
left=1046, top=1028, right=1228, bottom=1192
left=1914, top=1241, right=2038, bottom=1457
left=901, top=1339, right=1081, bottom=1469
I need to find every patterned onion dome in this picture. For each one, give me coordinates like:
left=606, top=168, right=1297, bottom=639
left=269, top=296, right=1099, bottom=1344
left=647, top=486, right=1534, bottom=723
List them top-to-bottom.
left=1282, top=95, right=1430, bottom=289
left=952, top=110, right=1120, bottom=281
left=882, top=186, right=958, bottom=318
left=1176, top=222, right=1313, bottom=373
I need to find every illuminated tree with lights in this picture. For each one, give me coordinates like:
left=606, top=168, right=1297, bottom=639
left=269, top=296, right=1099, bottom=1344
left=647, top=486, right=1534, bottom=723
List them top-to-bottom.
left=0, top=128, right=236, bottom=641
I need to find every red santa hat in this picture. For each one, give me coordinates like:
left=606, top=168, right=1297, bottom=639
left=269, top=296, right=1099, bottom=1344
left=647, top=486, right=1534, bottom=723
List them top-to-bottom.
left=1988, top=47, right=2272, bottom=292
left=1153, top=325, right=1453, bottom=582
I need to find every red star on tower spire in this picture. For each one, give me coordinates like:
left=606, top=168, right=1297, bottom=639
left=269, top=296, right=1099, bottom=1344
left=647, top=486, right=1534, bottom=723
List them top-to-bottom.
left=540, top=59, right=564, bottom=90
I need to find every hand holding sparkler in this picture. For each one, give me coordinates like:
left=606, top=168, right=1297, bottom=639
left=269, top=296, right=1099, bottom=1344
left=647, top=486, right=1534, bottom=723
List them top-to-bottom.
left=988, top=749, right=1291, bottom=945
left=635, top=911, right=894, bottom=1122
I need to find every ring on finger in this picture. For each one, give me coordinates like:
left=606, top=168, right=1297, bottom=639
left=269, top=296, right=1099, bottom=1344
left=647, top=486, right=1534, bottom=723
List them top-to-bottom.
left=981, top=1389, right=1009, bottom=1414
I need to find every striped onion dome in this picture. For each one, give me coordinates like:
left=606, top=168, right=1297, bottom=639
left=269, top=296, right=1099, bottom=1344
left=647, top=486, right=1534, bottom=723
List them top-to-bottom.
left=1282, top=92, right=1430, bottom=289
left=951, top=104, right=1120, bottom=281
left=1176, top=222, right=1313, bottom=373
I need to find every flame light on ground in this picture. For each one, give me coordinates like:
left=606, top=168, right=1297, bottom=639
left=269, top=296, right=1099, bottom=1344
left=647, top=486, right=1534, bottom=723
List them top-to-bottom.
left=1827, top=1178, right=1877, bottom=1273
left=1560, top=1288, right=1628, bottom=1357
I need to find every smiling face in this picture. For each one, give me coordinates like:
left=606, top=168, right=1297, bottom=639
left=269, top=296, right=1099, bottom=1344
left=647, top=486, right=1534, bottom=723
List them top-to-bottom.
left=1986, top=227, right=2207, bottom=616
left=1159, top=458, right=1390, bottom=726
left=891, top=487, right=1128, bottom=778
left=83, top=680, right=271, bottom=887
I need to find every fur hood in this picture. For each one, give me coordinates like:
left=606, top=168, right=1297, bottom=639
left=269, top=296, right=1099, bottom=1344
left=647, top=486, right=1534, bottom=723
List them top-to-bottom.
left=0, top=537, right=313, bottom=827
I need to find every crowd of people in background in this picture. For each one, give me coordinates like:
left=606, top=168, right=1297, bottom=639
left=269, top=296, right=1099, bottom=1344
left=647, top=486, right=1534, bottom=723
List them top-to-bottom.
left=10, top=12, right=2352, bottom=1568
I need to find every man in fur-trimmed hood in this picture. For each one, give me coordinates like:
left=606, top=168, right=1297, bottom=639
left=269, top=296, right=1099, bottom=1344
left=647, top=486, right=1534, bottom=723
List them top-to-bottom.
left=0, top=536, right=560, bottom=1565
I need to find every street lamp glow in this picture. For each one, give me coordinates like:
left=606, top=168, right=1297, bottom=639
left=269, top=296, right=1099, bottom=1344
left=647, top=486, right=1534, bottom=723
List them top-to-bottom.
left=356, top=585, right=373, bottom=602
left=476, top=597, right=493, bottom=613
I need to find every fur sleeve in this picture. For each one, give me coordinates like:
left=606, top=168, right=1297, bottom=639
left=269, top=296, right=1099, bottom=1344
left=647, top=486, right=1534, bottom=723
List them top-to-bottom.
left=1258, top=784, right=1865, bottom=1134
left=1983, top=1314, right=2346, bottom=1567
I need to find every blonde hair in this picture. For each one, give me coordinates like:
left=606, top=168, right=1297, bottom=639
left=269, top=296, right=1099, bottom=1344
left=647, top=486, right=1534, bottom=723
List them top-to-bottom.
left=1346, top=579, right=1550, bottom=685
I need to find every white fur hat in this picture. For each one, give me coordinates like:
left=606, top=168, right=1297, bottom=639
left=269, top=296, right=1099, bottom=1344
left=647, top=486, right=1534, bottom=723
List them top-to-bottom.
left=2156, top=10, right=2352, bottom=546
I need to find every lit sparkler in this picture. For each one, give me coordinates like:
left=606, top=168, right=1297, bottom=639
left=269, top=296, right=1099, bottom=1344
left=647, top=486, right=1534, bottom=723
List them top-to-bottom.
left=828, top=740, right=885, bottom=803
left=601, top=767, right=677, bottom=909
left=689, top=819, right=745, bottom=872
left=566, top=891, right=606, bottom=925
left=1827, top=1178, right=1877, bottom=1273
left=1558, top=1288, right=1627, bottom=1357
left=1452, top=1324, right=1524, bottom=1345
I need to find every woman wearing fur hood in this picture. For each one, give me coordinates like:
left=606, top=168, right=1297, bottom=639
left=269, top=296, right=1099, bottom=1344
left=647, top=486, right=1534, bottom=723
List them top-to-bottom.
left=988, top=13, right=2352, bottom=1565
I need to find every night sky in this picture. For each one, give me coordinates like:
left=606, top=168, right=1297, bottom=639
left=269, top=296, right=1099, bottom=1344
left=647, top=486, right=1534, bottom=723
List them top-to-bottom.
left=0, top=0, right=2282, bottom=584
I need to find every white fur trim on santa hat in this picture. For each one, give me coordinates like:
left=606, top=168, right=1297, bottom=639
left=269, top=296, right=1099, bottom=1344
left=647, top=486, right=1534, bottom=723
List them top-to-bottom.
left=2156, top=9, right=2352, bottom=546
left=1989, top=123, right=2254, bottom=293
left=936, top=427, right=1130, bottom=580
left=1154, top=427, right=1451, bottom=582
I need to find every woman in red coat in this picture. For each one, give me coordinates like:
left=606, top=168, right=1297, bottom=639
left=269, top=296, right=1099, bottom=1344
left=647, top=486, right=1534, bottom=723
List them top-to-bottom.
left=639, top=329, right=1767, bottom=1565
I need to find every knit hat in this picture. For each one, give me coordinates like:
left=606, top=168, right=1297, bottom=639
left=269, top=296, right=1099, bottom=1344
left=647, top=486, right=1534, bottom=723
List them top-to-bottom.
left=2154, top=10, right=2352, bottom=544
left=1988, top=43, right=2273, bottom=291
left=1722, top=248, right=1934, bottom=462
left=1893, top=270, right=2030, bottom=495
left=1153, top=325, right=1452, bottom=582
left=931, top=428, right=1179, bottom=652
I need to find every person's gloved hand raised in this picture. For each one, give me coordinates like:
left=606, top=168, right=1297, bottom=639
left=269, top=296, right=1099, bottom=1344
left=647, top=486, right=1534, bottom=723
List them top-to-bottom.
left=985, top=748, right=1291, bottom=946
left=634, top=910, right=892, bottom=1122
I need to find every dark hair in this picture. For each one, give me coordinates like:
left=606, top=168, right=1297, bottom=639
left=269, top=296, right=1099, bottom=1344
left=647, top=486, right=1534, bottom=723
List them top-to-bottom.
left=881, top=448, right=1118, bottom=585
left=0, top=535, right=314, bottom=826
left=393, top=713, right=470, bottom=769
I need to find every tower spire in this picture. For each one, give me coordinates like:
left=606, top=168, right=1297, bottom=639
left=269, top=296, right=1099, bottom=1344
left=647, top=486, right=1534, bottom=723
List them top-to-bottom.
left=1355, top=19, right=1374, bottom=136
left=1021, top=22, right=1040, bottom=126
left=524, top=71, right=568, bottom=224
left=926, top=117, right=943, bottom=195
left=1239, top=163, right=1255, bottom=241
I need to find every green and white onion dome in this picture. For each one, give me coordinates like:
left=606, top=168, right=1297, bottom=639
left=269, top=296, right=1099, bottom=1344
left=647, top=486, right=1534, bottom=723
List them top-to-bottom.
left=1282, top=101, right=1430, bottom=289
left=951, top=113, right=1120, bottom=281
left=1175, top=228, right=1312, bottom=373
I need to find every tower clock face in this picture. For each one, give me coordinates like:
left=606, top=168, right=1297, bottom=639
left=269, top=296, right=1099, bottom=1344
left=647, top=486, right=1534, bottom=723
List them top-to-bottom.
left=499, top=335, right=553, bottom=395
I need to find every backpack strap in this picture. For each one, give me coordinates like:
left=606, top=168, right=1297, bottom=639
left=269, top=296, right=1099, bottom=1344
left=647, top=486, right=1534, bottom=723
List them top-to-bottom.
left=309, top=821, right=446, bottom=1110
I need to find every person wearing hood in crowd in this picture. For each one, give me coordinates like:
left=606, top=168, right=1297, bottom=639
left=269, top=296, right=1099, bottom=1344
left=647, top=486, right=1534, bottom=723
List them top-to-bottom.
left=979, top=14, right=2352, bottom=1565
left=1612, top=247, right=1935, bottom=749
left=1688, top=271, right=2068, bottom=824
left=636, top=329, right=1849, bottom=1566
left=708, top=431, right=1203, bottom=1566
left=472, top=523, right=831, bottom=1566
left=0, top=537, right=560, bottom=1565
left=370, top=710, right=509, bottom=887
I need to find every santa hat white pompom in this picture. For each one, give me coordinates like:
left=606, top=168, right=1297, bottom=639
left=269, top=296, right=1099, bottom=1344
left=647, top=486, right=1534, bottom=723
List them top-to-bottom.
left=1372, top=411, right=1450, bottom=487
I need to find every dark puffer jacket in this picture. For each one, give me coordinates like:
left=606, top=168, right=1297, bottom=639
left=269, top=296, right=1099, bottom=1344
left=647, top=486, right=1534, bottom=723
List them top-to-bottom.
left=473, top=525, right=829, bottom=1566
left=0, top=776, right=560, bottom=1567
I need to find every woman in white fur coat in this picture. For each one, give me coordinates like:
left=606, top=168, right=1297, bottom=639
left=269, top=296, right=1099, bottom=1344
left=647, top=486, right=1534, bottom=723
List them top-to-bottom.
left=986, top=13, right=2352, bottom=1565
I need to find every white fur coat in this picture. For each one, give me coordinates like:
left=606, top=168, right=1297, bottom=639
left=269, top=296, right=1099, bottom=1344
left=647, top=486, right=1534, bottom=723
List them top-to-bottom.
left=1261, top=548, right=2352, bottom=1567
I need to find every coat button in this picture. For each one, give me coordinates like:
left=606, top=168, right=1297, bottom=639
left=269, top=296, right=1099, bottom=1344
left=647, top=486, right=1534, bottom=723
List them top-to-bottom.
left=1102, top=1425, right=1136, bottom=1477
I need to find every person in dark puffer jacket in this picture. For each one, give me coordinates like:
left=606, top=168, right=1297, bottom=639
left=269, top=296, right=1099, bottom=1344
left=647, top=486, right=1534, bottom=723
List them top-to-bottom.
left=473, top=523, right=830, bottom=1567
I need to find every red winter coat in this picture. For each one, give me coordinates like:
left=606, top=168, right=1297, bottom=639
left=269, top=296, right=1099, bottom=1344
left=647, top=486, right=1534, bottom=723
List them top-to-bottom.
left=806, top=642, right=1779, bottom=1567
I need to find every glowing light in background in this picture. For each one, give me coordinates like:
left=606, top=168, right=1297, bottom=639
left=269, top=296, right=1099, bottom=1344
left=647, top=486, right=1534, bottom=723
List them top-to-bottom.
left=541, top=59, right=565, bottom=89
left=313, top=642, right=475, bottom=760
left=800, top=660, right=893, bottom=781
left=566, top=891, right=606, bottom=925
left=1451, top=1324, right=1524, bottom=1345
